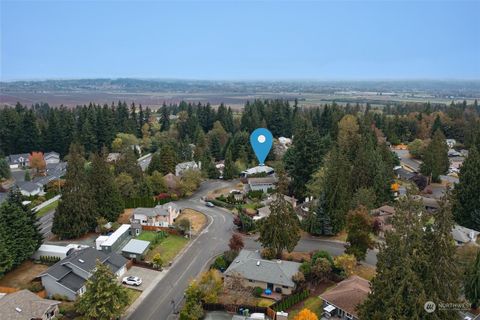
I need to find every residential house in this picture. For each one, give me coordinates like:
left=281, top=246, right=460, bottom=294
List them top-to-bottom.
left=446, top=139, right=457, bottom=149
left=448, top=149, right=462, bottom=157
left=44, top=151, right=60, bottom=164
left=107, top=152, right=121, bottom=163
left=6, top=153, right=30, bottom=169
left=137, top=153, right=152, bottom=172
left=449, top=156, right=465, bottom=173
left=175, top=161, right=201, bottom=176
left=240, top=166, right=275, bottom=178
left=394, top=167, right=415, bottom=180
left=245, top=177, right=277, bottom=193
left=16, top=181, right=42, bottom=197
left=254, top=194, right=297, bottom=221
left=412, top=195, right=440, bottom=212
left=132, top=202, right=180, bottom=227
left=372, top=205, right=396, bottom=238
left=254, top=206, right=271, bottom=221
left=130, top=219, right=143, bottom=237
left=96, top=224, right=131, bottom=253
left=451, top=225, right=479, bottom=246
left=121, top=239, right=150, bottom=260
left=32, top=244, right=77, bottom=260
left=40, top=247, right=127, bottom=301
left=223, top=249, right=301, bottom=295
left=320, top=275, right=371, bottom=320
left=0, top=289, right=60, bottom=320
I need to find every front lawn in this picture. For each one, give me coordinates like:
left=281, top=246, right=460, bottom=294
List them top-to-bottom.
left=36, top=200, right=59, bottom=217
left=177, top=209, right=207, bottom=234
left=136, top=231, right=158, bottom=242
left=145, top=235, right=189, bottom=263
left=353, top=264, right=376, bottom=281
left=126, top=288, right=142, bottom=305
left=287, top=296, right=324, bottom=319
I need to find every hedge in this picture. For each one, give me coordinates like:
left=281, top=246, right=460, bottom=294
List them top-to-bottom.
left=123, top=196, right=172, bottom=208
left=209, top=199, right=235, bottom=209
left=272, top=289, right=310, bottom=311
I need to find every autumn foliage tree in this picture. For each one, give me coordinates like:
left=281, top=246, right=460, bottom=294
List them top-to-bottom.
left=29, top=151, right=46, bottom=175
left=345, top=206, right=374, bottom=261
left=228, top=233, right=244, bottom=252
left=293, top=308, right=318, bottom=320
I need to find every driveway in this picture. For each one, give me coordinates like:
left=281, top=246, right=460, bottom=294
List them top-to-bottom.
left=121, top=266, right=160, bottom=292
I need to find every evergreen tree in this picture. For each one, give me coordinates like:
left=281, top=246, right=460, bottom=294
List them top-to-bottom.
left=160, top=103, right=170, bottom=131
left=17, top=110, right=39, bottom=153
left=431, top=114, right=443, bottom=135
left=285, top=119, right=328, bottom=198
left=421, top=129, right=449, bottom=182
left=52, top=144, right=96, bottom=239
left=159, top=144, right=177, bottom=175
left=223, top=147, right=237, bottom=180
left=453, top=147, right=480, bottom=229
left=114, top=149, right=143, bottom=181
left=90, top=152, right=124, bottom=222
left=147, top=152, right=162, bottom=175
left=0, top=158, right=11, bottom=179
left=258, top=189, right=301, bottom=258
left=302, top=193, right=334, bottom=236
left=359, top=197, right=460, bottom=319
left=465, top=250, right=480, bottom=309
left=76, top=262, right=129, bottom=319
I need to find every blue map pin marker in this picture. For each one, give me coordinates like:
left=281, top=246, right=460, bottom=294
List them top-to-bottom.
left=250, top=128, right=273, bottom=166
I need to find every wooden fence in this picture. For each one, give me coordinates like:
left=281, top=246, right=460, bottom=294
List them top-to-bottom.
left=142, top=225, right=180, bottom=236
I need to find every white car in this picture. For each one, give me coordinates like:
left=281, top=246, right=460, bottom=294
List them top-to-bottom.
left=122, top=276, right=142, bottom=286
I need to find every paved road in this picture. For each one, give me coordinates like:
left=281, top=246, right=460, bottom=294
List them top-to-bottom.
left=128, top=179, right=378, bottom=320
left=127, top=180, right=237, bottom=320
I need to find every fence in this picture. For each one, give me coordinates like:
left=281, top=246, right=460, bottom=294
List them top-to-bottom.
left=32, top=195, right=61, bottom=212
left=123, top=196, right=173, bottom=208
left=142, top=225, right=181, bottom=236
left=270, top=289, right=310, bottom=312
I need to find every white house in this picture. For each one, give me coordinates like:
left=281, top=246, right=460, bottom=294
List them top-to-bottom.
left=44, top=151, right=60, bottom=164
left=6, top=153, right=30, bottom=169
left=175, top=161, right=201, bottom=176
left=241, top=165, right=275, bottom=178
left=245, top=177, right=277, bottom=193
left=17, top=181, right=42, bottom=197
left=132, top=202, right=180, bottom=227
left=451, top=225, right=479, bottom=245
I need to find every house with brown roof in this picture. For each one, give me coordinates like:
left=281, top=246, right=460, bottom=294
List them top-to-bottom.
left=372, top=205, right=396, bottom=238
left=320, top=275, right=370, bottom=320
left=0, top=289, right=60, bottom=320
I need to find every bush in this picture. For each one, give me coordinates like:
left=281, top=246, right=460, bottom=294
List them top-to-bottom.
left=247, top=190, right=264, bottom=200
left=261, top=248, right=276, bottom=260
left=312, top=250, right=334, bottom=266
left=40, top=256, right=61, bottom=264
left=212, top=256, right=228, bottom=271
left=28, top=281, right=44, bottom=293
left=253, top=287, right=263, bottom=297
left=52, top=294, right=70, bottom=301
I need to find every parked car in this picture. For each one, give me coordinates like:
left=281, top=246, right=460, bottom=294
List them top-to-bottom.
left=205, top=202, right=215, bottom=207
left=122, top=276, right=142, bottom=286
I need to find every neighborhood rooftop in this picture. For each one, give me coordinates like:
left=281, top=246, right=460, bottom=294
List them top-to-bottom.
left=133, top=202, right=178, bottom=217
left=122, top=239, right=150, bottom=255
left=224, top=249, right=300, bottom=288
left=0, top=289, right=60, bottom=320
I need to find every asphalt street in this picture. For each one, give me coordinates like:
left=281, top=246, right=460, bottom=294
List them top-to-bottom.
left=128, top=180, right=378, bottom=320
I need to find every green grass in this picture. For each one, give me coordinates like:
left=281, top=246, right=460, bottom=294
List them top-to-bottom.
left=36, top=200, right=59, bottom=217
left=136, top=231, right=158, bottom=242
left=146, top=235, right=189, bottom=262
left=126, top=288, right=142, bottom=305
left=287, top=296, right=324, bottom=319
left=256, top=298, right=275, bottom=307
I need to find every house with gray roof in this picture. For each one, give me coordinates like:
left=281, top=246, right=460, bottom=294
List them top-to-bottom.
left=44, top=151, right=60, bottom=164
left=6, top=153, right=30, bottom=169
left=175, top=161, right=200, bottom=176
left=245, top=177, right=278, bottom=193
left=16, top=181, right=42, bottom=197
left=132, top=202, right=180, bottom=227
left=451, top=225, right=479, bottom=246
left=122, top=239, right=150, bottom=260
left=40, top=247, right=127, bottom=301
left=224, top=249, right=301, bottom=295
left=0, top=289, right=60, bottom=320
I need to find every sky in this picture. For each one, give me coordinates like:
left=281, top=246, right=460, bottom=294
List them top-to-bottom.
left=1, top=1, right=479, bottom=81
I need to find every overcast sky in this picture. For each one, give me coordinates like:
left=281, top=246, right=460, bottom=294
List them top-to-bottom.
left=1, top=0, right=479, bottom=81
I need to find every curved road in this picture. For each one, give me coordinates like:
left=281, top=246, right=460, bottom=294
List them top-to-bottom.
left=128, top=180, right=377, bottom=320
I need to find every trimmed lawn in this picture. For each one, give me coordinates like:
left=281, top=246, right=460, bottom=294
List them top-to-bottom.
left=36, top=200, right=59, bottom=217
left=137, top=231, right=158, bottom=242
left=146, top=235, right=189, bottom=263
left=126, top=288, right=141, bottom=305
left=287, top=296, right=324, bottom=319
left=256, top=298, right=275, bottom=307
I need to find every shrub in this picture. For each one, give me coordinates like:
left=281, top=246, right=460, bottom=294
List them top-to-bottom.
left=261, top=248, right=277, bottom=260
left=311, top=250, right=334, bottom=266
left=212, top=256, right=228, bottom=271
left=28, top=281, right=44, bottom=293
left=253, top=287, right=263, bottom=297
left=52, top=294, right=70, bottom=301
